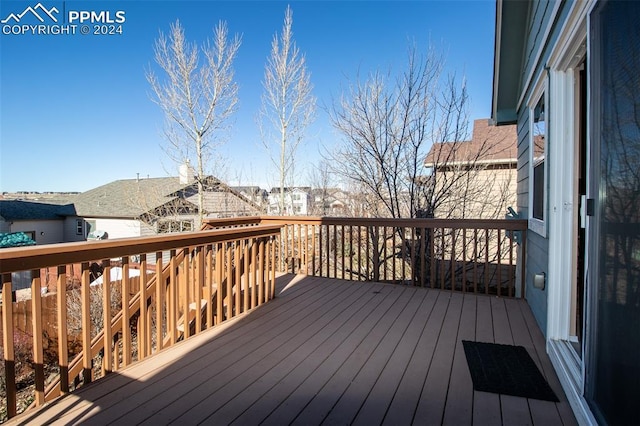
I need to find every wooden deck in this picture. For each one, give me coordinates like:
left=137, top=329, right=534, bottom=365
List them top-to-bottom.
left=11, top=275, right=576, bottom=425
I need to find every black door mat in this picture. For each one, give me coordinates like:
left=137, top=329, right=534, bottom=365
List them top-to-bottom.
left=462, top=340, right=559, bottom=402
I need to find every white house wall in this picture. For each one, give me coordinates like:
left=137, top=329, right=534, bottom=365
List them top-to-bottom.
left=84, top=218, right=142, bottom=240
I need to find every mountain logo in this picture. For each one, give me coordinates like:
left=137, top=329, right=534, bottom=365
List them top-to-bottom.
left=1, top=3, right=59, bottom=24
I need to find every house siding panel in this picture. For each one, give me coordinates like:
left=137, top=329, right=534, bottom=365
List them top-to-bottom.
left=514, top=1, right=574, bottom=336
left=521, top=1, right=557, bottom=96
left=517, top=98, right=550, bottom=332
left=85, top=218, right=142, bottom=240
left=10, top=220, right=64, bottom=244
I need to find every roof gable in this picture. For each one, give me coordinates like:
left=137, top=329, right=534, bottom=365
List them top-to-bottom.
left=425, top=119, right=517, bottom=167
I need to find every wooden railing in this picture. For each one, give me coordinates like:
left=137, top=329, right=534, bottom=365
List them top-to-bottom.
left=204, top=216, right=527, bottom=298
left=0, top=225, right=280, bottom=420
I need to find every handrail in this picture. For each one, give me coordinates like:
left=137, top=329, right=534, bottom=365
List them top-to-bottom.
left=204, top=216, right=527, bottom=297
left=204, top=216, right=528, bottom=229
left=0, top=224, right=280, bottom=420
left=0, top=225, right=282, bottom=274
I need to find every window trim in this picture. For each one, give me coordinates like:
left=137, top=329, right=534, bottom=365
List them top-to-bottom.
left=528, top=84, right=549, bottom=237
left=76, top=219, right=84, bottom=236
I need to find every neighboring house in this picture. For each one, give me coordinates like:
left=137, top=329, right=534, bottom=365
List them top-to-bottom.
left=493, top=1, right=638, bottom=424
left=424, top=118, right=517, bottom=219
left=71, top=174, right=262, bottom=239
left=230, top=186, right=268, bottom=212
left=268, top=187, right=311, bottom=215
left=310, top=188, right=349, bottom=216
left=0, top=200, right=76, bottom=244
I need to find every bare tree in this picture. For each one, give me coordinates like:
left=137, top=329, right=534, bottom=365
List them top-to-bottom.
left=259, top=6, right=316, bottom=215
left=147, top=20, right=241, bottom=226
left=326, top=43, right=518, bottom=285
left=327, top=44, right=470, bottom=219
left=308, top=160, right=334, bottom=216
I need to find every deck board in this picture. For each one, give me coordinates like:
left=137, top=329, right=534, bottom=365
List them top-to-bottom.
left=10, top=275, right=577, bottom=426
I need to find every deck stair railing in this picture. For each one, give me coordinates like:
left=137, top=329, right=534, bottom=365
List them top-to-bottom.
left=203, top=216, right=527, bottom=298
left=0, top=225, right=280, bottom=420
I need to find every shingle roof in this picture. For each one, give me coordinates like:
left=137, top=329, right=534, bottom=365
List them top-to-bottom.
left=425, top=119, right=517, bottom=167
left=71, top=177, right=191, bottom=218
left=0, top=200, right=76, bottom=221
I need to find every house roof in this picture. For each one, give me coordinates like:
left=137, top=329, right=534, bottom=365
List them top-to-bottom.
left=491, top=0, right=530, bottom=125
left=425, top=119, right=517, bottom=167
left=72, top=176, right=261, bottom=219
left=72, top=177, right=197, bottom=218
left=269, top=187, right=311, bottom=194
left=0, top=200, right=76, bottom=221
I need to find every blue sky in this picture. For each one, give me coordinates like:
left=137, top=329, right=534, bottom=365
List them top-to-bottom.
left=0, top=0, right=496, bottom=192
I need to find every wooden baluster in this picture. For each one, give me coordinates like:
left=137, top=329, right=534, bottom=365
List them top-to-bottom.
left=304, top=224, right=308, bottom=274
left=312, top=224, right=317, bottom=276
left=283, top=225, right=289, bottom=273
left=325, top=225, right=330, bottom=278
left=333, top=225, right=338, bottom=278
left=341, top=225, right=345, bottom=279
left=349, top=225, right=353, bottom=281
left=383, top=226, right=387, bottom=281
left=366, top=227, right=371, bottom=281
left=392, top=227, right=397, bottom=283
left=401, top=227, right=407, bottom=284
left=410, top=227, right=415, bottom=286
left=420, top=227, right=426, bottom=287
left=429, top=228, right=435, bottom=289
left=451, top=228, right=456, bottom=292
left=462, top=229, right=467, bottom=293
left=473, top=229, right=479, bottom=293
left=484, top=230, right=490, bottom=294
left=497, top=230, right=502, bottom=297
left=520, top=230, right=527, bottom=296
left=509, top=231, right=514, bottom=297
left=271, top=236, right=277, bottom=299
left=258, top=238, right=265, bottom=305
left=243, top=239, right=250, bottom=313
left=250, top=240, right=257, bottom=310
left=235, top=242, right=241, bottom=318
left=226, top=243, right=233, bottom=319
left=216, top=244, right=224, bottom=324
left=196, top=246, right=204, bottom=333
left=205, top=246, right=213, bottom=328
left=182, top=248, right=191, bottom=339
left=169, top=249, right=177, bottom=344
left=155, top=252, right=163, bottom=352
left=139, top=254, right=148, bottom=359
left=121, top=257, right=131, bottom=366
left=80, top=262, right=92, bottom=383
left=102, top=262, right=112, bottom=373
left=57, top=266, right=69, bottom=393
left=30, top=269, right=45, bottom=406
left=3, top=274, right=16, bottom=418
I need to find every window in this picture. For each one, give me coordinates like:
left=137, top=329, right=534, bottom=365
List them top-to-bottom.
left=529, top=92, right=547, bottom=234
left=76, top=219, right=84, bottom=235
left=157, top=219, right=194, bottom=233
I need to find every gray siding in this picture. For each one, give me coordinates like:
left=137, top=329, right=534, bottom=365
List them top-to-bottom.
left=515, top=1, right=575, bottom=335
left=522, top=1, right=555, bottom=83
left=517, top=104, right=549, bottom=333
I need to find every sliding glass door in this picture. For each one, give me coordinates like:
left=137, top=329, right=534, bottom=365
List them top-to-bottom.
left=587, top=1, right=640, bottom=424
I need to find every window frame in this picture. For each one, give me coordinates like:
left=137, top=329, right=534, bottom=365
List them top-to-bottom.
left=528, top=85, right=549, bottom=237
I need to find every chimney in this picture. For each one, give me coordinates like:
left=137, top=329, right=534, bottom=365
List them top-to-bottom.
left=179, top=160, right=194, bottom=184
